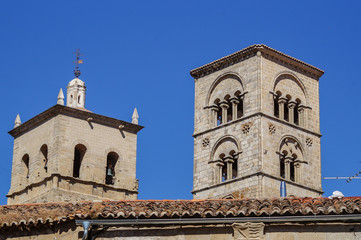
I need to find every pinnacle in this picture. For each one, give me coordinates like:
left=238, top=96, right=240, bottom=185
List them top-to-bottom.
left=57, top=88, right=64, bottom=105
left=132, top=108, right=139, bottom=124
left=14, top=114, right=21, bottom=128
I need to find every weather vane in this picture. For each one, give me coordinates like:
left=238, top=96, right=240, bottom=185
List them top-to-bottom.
left=73, top=48, right=84, bottom=78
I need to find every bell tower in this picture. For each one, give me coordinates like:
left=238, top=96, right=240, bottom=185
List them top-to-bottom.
left=190, top=45, right=324, bottom=199
left=7, top=50, right=143, bottom=204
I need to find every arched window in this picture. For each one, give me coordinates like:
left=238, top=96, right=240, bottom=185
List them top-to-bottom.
left=279, top=137, right=304, bottom=183
left=212, top=138, right=240, bottom=183
left=40, top=144, right=48, bottom=172
left=73, top=144, right=87, bottom=178
left=105, top=152, right=119, bottom=185
left=22, top=154, right=30, bottom=179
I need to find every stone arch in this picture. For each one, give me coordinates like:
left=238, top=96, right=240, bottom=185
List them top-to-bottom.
left=272, top=71, right=308, bottom=105
left=206, top=72, right=245, bottom=106
left=210, top=135, right=241, bottom=161
left=211, top=135, right=241, bottom=183
left=278, top=135, right=305, bottom=182
left=70, top=139, right=90, bottom=179
left=39, top=143, right=49, bottom=173
left=104, top=147, right=123, bottom=172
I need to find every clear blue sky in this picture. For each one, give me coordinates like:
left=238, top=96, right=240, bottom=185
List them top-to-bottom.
left=0, top=1, right=361, bottom=205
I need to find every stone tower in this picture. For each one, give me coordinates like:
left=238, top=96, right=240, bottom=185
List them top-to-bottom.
left=190, top=44, right=324, bottom=199
left=7, top=76, right=143, bottom=204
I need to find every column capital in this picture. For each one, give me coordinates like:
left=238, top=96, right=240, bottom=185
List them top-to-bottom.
left=278, top=97, right=287, bottom=104
left=230, top=98, right=240, bottom=104
left=288, top=101, right=297, bottom=108
left=219, top=102, right=229, bottom=109
left=210, top=105, right=219, bottom=112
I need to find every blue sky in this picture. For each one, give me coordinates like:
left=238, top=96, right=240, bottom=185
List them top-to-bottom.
left=0, top=1, right=361, bottom=205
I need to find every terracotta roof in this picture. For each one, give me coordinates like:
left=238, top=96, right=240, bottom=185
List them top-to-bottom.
left=190, top=44, right=324, bottom=79
left=1, top=197, right=361, bottom=230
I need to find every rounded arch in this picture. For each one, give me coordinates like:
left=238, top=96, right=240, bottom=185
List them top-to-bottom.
left=272, top=71, right=308, bottom=105
left=206, top=72, right=245, bottom=106
left=210, top=135, right=241, bottom=162
left=278, top=135, right=305, bottom=160
left=39, top=144, right=49, bottom=172
left=104, top=147, right=123, bottom=162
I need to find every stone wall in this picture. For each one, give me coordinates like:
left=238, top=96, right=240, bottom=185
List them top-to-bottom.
left=192, top=49, right=322, bottom=199
left=8, top=110, right=139, bottom=204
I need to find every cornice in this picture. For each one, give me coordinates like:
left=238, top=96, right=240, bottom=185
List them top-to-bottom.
left=190, top=44, right=324, bottom=79
left=8, top=105, right=144, bottom=138
left=193, top=112, right=321, bottom=138
left=6, top=173, right=138, bottom=198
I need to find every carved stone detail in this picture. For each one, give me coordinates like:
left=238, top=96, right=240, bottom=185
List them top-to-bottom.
left=242, top=122, right=253, bottom=135
left=268, top=123, right=276, bottom=135
left=306, top=137, right=313, bottom=147
left=202, top=138, right=210, bottom=148
left=232, top=222, right=265, bottom=240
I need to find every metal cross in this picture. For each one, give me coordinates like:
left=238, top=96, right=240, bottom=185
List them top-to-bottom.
left=73, top=48, right=84, bottom=78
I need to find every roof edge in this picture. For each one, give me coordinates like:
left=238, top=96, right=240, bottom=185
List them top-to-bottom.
left=190, top=44, right=324, bottom=79
left=8, top=105, right=144, bottom=138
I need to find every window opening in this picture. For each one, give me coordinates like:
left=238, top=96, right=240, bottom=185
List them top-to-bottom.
left=274, top=97, right=279, bottom=118
left=237, top=99, right=243, bottom=118
left=227, top=103, right=233, bottom=122
left=217, top=108, right=222, bottom=125
left=40, top=144, right=48, bottom=172
left=73, top=144, right=86, bottom=178
left=106, top=152, right=119, bottom=185
left=22, top=154, right=30, bottom=179
left=280, top=158, right=285, bottom=178
left=232, top=160, right=237, bottom=179
left=290, top=161, right=295, bottom=182
left=221, top=165, right=227, bottom=182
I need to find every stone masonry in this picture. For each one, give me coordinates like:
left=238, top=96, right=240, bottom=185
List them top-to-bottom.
left=190, top=44, right=324, bottom=199
left=7, top=77, right=143, bottom=204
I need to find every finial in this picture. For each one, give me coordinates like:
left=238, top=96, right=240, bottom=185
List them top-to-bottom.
left=73, top=48, right=84, bottom=78
left=57, top=88, right=64, bottom=105
left=132, top=108, right=139, bottom=124
left=14, top=114, right=21, bottom=128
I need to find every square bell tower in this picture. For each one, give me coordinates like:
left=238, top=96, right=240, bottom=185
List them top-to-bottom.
left=190, top=45, right=324, bottom=199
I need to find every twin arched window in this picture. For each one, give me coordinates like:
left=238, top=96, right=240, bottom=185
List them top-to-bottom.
left=211, top=91, right=244, bottom=127
left=274, top=92, right=304, bottom=126
left=278, top=137, right=305, bottom=183
left=212, top=138, right=241, bottom=183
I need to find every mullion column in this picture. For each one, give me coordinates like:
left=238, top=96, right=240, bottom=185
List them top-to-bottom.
left=278, top=97, right=287, bottom=120
left=230, top=98, right=239, bottom=121
left=288, top=101, right=296, bottom=124
left=220, top=102, right=229, bottom=125
left=211, top=105, right=219, bottom=127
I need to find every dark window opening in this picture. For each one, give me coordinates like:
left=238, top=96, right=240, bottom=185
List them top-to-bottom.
left=274, top=98, right=279, bottom=118
left=237, top=100, right=243, bottom=118
left=284, top=102, right=289, bottom=121
left=227, top=103, right=233, bottom=122
left=294, top=105, right=299, bottom=125
left=217, top=108, right=222, bottom=125
left=40, top=144, right=48, bottom=172
left=73, top=144, right=86, bottom=178
left=106, top=152, right=119, bottom=185
left=22, top=154, right=30, bottom=179
left=280, top=158, right=285, bottom=178
left=232, top=160, right=237, bottom=179
left=290, top=161, right=295, bottom=182
left=221, top=165, right=227, bottom=182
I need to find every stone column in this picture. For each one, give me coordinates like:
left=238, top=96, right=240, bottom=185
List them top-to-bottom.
left=278, top=97, right=287, bottom=120
left=230, top=98, right=240, bottom=121
left=288, top=101, right=296, bottom=124
left=219, top=102, right=229, bottom=125
left=210, top=105, right=219, bottom=127
left=298, top=106, right=305, bottom=127
left=225, top=158, right=233, bottom=181
left=285, top=158, right=291, bottom=180
left=216, top=162, right=224, bottom=183
left=295, top=162, right=301, bottom=183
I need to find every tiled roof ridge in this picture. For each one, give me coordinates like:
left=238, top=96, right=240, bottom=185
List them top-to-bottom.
left=190, top=44, right=324, bottom=78
left=1, top=197, right=361, bottom=230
